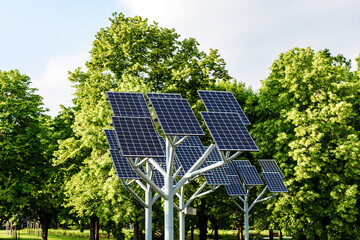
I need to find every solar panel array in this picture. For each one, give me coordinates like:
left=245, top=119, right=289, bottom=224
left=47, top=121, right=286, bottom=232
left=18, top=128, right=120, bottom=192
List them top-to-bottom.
left=198, top=90, right=251, bottom=125
left=107, top=92, right=152, bottom=118
left=146, top=93, right=182, bottom=99
left=150, top=98, right=204, bottom=136
left=201, top=112, right=258, bottom=151
left=112, top=116, right=165, bottom=157
left=104, top=129, right=120, bottom=150
left=181, top=136, right=203, bottom=147
left=175, top=146, right=203, bottom=173
left=109, top=149, right=140, bottom=179
left=259, top=159, right=284, bottom=178
left=232, top=160, right=252, bottom=168
left=224, top=163, right=239, bottom=176
left=205, top=166, right=230, bottom=185
left=236, top=166, right=263, bottom=185
left=262, top=172, right=288, bottom=192
left=225, top=176, right=246, bottom=195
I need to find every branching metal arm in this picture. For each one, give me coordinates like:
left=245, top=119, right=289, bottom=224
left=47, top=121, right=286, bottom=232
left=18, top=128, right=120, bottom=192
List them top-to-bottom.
left=174, top=136, right=189, bottom=146
left=127, top=157, right=168, bottom=200
left=148, top=158, right=166, bottom=176
left=120, top=179, right=147, bottom=208
left=231, top=198, right=244, bottom=212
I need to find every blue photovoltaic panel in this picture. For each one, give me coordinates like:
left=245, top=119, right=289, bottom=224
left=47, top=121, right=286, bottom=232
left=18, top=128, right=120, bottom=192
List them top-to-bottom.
left=198, top=90, right=251, bottom=125
left=107, top=92, right=152, bottom=118
left=146, top=93, right=183, bottom=99
left=150, top=98, right=204, bottom=136
left=201, top=112, right=258, bottom=151
left=112, top=116, right=165, bottom=157
left=104, top=129, right=120, bottom=149
left=154, top=132, right=166, bottom=164
left=181, top=136, right=203, bottom=147
left=175, top=146, right=203, bottom=173
left=201, top=146, right=223, bottom=170
left=109, top=149, right=140, bottom=179
left=174, top=157, right=185, bottom=176
left=258, top=159, right=284, bottom=178
left=232, top=160, right=252, bottom=168
left=224, top=163, right=238, bottom=176
left=205, top=166, right=230, bottom=185
left=237, top=166, right=263, bottom=185
left=153, top=170, right=164, bottom=188
left=262, top=172, right=288, bottom=192
left=225, top=176, right=246, bottom=196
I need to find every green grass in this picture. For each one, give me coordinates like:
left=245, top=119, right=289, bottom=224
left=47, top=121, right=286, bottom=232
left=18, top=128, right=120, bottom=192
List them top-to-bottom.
left=1, top=229, right=291, bottom=240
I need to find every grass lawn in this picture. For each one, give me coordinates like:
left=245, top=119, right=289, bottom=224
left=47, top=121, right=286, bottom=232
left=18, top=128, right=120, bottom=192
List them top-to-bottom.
left=0, top=229, right=291, bottom=240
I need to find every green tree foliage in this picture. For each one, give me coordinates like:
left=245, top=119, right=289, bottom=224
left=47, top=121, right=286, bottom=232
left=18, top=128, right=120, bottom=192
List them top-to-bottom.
left=55, top=12, right=237, bottom=239
left=252, top=47, right=360, bottom=239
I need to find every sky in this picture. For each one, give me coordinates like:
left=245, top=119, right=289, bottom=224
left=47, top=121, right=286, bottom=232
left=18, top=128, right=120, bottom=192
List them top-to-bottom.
left=1, top=0, right=360, bottom=116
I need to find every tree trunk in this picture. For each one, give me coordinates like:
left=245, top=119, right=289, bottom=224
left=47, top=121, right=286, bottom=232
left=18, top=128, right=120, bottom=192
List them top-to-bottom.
left=198, top=199, right=208, bottom=240
left=40, top=212, right=52, bottom=240
left=89, top=216, right=98, bottom=240
left=210, top=217, right=219, bottom=240
left=235, top=217, right=244, bottom=240
left=95, top=218, right=100, bottom=240
left=133, top=222, right=141, bottom=240
left=190, top=225, right=194, bottom=240
left=269, top=229, right=273, bottom=240
left=279, top=229, right=283, bottom=240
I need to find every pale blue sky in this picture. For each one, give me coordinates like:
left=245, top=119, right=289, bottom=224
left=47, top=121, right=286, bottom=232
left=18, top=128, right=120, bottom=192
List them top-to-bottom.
left=1, top=0, right=360, bottom=116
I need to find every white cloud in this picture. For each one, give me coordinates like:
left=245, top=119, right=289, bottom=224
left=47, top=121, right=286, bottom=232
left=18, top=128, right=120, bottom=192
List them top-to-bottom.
left=31, top=54, right=87, bottom=116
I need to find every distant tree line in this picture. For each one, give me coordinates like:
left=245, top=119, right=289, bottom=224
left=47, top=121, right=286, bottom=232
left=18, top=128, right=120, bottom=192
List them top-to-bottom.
left=1, top=12, right=360, bottom=240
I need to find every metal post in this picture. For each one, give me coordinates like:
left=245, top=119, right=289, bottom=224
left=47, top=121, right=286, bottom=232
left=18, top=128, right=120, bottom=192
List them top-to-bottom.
left=164, top=137, right=174, bottom=240
left=145, top=162, right=152, bottom=240
left=179, top=186, right=185, bottom=240
left=244, top=191, right=249, bottom=240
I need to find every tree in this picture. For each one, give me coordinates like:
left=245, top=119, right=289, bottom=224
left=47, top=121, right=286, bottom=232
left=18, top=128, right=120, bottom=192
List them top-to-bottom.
left=56, top=12, right=235, bottom=240
left=252, top=47, right=360, bottom=239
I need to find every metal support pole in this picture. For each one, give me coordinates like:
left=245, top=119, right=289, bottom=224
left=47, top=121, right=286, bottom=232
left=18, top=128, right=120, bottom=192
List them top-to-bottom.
left=164, top=137, right=174, bottom=240
left=145, top=163, right=152, bottom=240
left=179, top=186, right=185, bottom=240
left=244, top=191, right=249, bottom=240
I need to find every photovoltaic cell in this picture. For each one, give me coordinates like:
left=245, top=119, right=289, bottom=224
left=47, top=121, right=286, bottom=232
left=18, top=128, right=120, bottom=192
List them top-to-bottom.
left=198, top=90, right=251, bottom=125
left=107, top=92, right=152, bottom=118
left=146, top=93, right=183, bottom=99
left=150, top=98, right=204, bottom=136
left=201, top=112, right=258, bottom=151
left=112, top=116, right=165, bottom=157
left=104, top=129, right=120, bottom=149
left=154, top=133, right=166, bottom=164
left=181, top=136, right=203, bottom=147
left=175, top=146, right=203, bottom=173
left=109, top=149, right=140, bottom=179
left=174, top=157, right=185, bottom=176
left=258, top=159, right=284, bottom=178
left=232, top=160, right=252, bottom=168
left=224, top=163, right=239, bottom=176
left=205, top=166, right=230, bottom=185
left=237, top=166, right=263, bottom=185
left=153, top=170, right=165, bottom=188
left=262, top=172, right=288, bottom=192
left=225, top=176, right=246, bottom=196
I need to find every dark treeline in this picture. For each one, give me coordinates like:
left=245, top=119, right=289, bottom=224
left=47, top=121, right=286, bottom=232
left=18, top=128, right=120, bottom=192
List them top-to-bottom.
left=1, top=12, right=360, bottom=240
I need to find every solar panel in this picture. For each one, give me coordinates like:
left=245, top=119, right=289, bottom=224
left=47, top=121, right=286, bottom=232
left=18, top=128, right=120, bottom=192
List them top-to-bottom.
left=198, top=90, right=251, bottom=125
left=107, top=92, right=152, bottom=118
left=146, top=93, right=183, bottom=99
left=150, top=98, right=204, bottom=136
left=201, top=112, right=258, bottom=151
left=112, top=116, right=165, bottom=157
left=104, top=129, right=120, bottom=149
left=154, top=133, right=166, bottom=164
left=181, top=136, right=203, bottom=147
left=175, top=146, right=203, bottom=173
left=201, top=146, right=223, bottom=169
left=109, top=149, right=140, bottom=179
left=174, top=157, right=185, bottom=176
left=258, top=159, right=284, bottom=178
left=232, top=160, right=252, bottom=168
left=224, top=163, right=238, bottom=176
left=205, top=166, right=230, bottom=185
left=237, top=166, right=263, bottom=185
left=153, top=170, right=165, bottom=188
left=262, top=172, right=288, bottom=192
left=225, top=176, right=246, bottom=195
